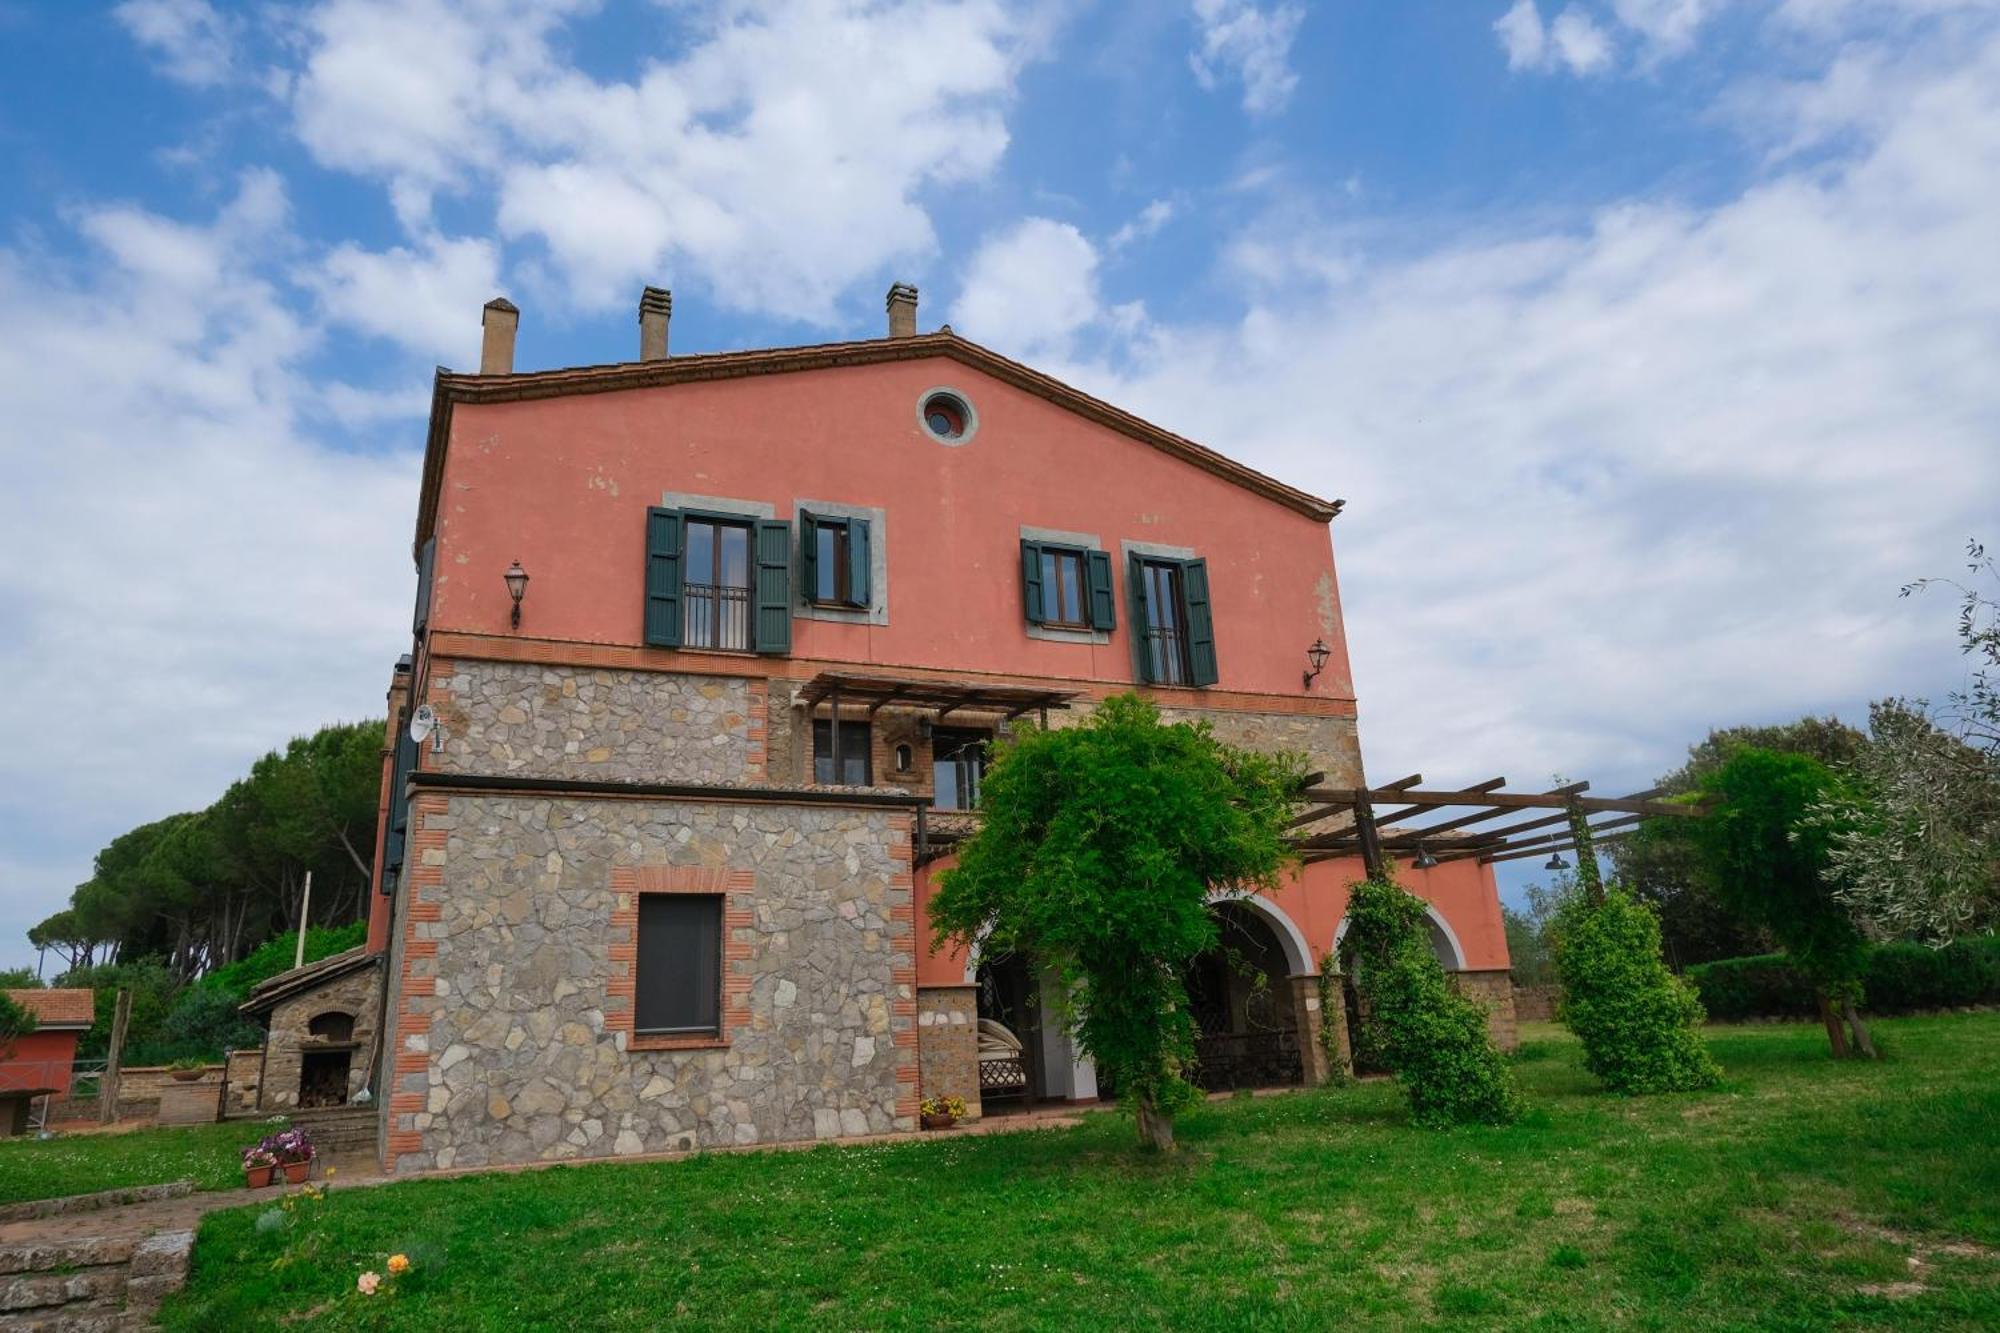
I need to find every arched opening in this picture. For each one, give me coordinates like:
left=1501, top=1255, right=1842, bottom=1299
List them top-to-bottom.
left=1181, top=901, right=1304, bottom=1091
left=1333, top=906, right=1467, bottom=1076
left=299, top=1010, right=357, bottom=1108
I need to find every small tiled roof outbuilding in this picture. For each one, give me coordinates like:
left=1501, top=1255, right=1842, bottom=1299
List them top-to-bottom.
left=6, top=988, right=94, bottom=1030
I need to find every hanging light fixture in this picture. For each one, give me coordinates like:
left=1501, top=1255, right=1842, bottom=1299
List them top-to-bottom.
left=503, top=560, right=530, bottom=628
left=1302, top=638, right=1331, bottom=690
left=1413, top=843, right=1438, bottom=870
left=1545, top=851, right=1570, bottom=872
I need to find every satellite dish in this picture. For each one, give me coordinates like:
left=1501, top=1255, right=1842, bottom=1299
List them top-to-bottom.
left=409, top=704, right=437, bottom=743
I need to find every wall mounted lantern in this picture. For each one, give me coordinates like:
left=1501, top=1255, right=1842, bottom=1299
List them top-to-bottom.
left=503, top=560, right=530, bottom=629
left=1302, top=638, right=1331, bottom=690
left=1412, top=844, right=1438, bottom=870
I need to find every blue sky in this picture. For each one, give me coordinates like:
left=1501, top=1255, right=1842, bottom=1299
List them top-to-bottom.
left=2, top=0, right=1997, bottom=971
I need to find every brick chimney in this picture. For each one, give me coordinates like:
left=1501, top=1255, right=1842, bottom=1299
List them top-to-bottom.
left=886, top=282, right=918, bottom=338
left=638, top=286, right=672, bottom=361
left=480, top=297, right=519, bottom=375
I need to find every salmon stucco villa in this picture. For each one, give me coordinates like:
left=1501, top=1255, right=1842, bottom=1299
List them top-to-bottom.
left=247, top=283, right=1517, bottom=1175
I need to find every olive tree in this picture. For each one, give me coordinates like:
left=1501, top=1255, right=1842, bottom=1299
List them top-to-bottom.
left=929, top=694, right=1302, bottom=1151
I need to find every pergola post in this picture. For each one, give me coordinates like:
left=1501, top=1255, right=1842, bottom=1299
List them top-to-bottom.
left=1352, top=795, right=1387, bottom=881
left=1565, top=796, right=1604, bottom=903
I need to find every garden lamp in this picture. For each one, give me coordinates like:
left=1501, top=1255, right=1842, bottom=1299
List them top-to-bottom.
left=504, top=560, right=530, bottom=628
left=1302, top=638, right=1331, bottom=689
left=1413, top=844, right=1438, bottom=870
left=1545, top=851, right=1570, bottom=871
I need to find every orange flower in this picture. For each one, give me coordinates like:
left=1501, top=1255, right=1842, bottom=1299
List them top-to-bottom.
left=387, top=1254, right=411, bottom=1276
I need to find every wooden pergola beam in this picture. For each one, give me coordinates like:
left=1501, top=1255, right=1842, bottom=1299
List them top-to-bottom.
left=1299, top=786, right=1698, bottom=819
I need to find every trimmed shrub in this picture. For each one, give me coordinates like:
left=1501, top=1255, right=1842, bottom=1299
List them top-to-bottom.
left=1343, top=879, right=1523, bottom=1127
left=1553, top=889, right=1720, bottom=1094
left=1688, top=935, right=2000, bottom=1020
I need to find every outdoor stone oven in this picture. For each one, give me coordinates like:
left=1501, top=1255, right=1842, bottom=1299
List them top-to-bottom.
left=241, top=947, right=384, bottom=1112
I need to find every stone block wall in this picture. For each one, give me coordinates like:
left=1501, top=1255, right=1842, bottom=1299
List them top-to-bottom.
left=430, top=659, right=765, bottom=784
left=1052, top=698, right=1363, bottom=788
left=385, top=792, right=917, bottom=1174
left=259, top=961, right=382, bottom=1111
left=1453, top=969, right=1519, bottom=1052
left=1513, top=984, right=1558, bottom=1023
left=916, top=986, right=980, bottom=1120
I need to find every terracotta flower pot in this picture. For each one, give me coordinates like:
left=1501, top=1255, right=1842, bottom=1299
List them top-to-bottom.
left=171, top=1069, right=205, bottom=1082
left=920, top=1112, right=957, bottom=1131
left=281, top=1160, right=311, bottom=1184
left=244, top=1164, right=276, bottom=1188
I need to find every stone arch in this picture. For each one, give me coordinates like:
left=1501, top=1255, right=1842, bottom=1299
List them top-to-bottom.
left=1205, top=891, right=1313, bottom=977
left=1332, top=903, right=1467, bottom=972
left=307, top=1010, right=356, bottom=1042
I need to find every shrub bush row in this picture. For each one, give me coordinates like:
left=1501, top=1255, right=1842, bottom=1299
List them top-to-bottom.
left=1687, top=935, right=2000, bottom=1020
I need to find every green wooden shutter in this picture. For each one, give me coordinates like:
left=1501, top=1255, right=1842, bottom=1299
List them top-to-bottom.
left=643, top=508, right=684, bottom=648
left=798, top=510, right=820, bottom=603
left=847, top=517, right=870, bottom=606
left=754, top=519, right=793, bottom=653
left=412, top=537, right=435, bottom=636
left=1020, top=540, right=1045, bottom=624
left=1085, top=549, right=1116, bottom=631
left=1128, top=552, right=1157, bottom=683
left=1182, top=557, right=1218, bottom=687
left=383, top=727, right=417, bottom=895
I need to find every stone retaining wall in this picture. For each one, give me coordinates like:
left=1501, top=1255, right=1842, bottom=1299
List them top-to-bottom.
left=430, top=659, right=764, bottom=785
left=386, top=793, right=917, bottom=1174
left=1453, top=970, right=1520, bottom=1051
left=1513, top=984, right=1558, bottom=1023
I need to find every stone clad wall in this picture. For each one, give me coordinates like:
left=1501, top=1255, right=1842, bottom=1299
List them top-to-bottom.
left=430, top=659, right=764, bottom=784
left=1051, top=699, right=1362, bottom=787
left=386, top=793, right=916, bottom=1174
left=260, top=963, right=383, bottom=1111
left=916, top=986, right=979, bottom=1120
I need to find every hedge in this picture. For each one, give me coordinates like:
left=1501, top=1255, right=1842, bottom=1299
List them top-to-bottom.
left=1687, top=935, right=2000, bottom=1020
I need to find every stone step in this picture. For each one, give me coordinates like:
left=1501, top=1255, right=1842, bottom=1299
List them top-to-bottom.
left=0, top=1229, right=191, bottom=1333
left=0, top=1238, right=136, bottom=1278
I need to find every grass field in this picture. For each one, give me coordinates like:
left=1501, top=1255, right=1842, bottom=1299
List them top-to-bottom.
left=148, top=1015, right=2000, bottom=1329
left=0, top=1118, right=268, bottom=1204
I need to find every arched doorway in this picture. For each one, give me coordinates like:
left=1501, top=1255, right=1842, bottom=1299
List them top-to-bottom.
left=1182, top=901, right=1304, bottom=1091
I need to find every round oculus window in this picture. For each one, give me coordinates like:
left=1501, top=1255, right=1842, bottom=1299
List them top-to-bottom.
left=918, top=390, right=975, bottom=444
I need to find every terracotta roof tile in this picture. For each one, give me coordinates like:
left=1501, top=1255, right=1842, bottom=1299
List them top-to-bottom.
left=7, top=988, right=94, bottom=1028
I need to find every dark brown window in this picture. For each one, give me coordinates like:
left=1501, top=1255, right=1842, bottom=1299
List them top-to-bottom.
left=683, top=518, right=753, bottom=650
left=1038, top=548, right=1087, bottom=627
left=1139, top=559, right=1191, bottom=686
left=813, top=718, right=871, bottom=785
left=932, top=729, right=988, bottom=811
left=634, top=895, right=722, bottom=1035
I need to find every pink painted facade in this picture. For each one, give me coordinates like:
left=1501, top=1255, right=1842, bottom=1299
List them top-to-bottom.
left=356, top=302, right=1512, bottom=1169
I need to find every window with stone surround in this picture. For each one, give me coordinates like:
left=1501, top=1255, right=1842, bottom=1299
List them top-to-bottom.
left=634, top=894, right=722, bottom=1036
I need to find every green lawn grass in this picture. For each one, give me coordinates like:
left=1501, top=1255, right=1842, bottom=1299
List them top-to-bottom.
left=164, top=1015, right=2000, bottom=1330
left=0, top=1118, right=269, bottom=1204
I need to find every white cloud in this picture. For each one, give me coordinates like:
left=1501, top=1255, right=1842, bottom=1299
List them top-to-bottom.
left=115, top=0, right=237, bottom=87
left=288, top=0, right=1038, bottom=320
left=1189, top=0, right=1306, bottom=115
left=1608, top=0, right=1727, bottom=55
left=1496, top=2, right=1617, bottom=74
left=1066, top=19, right=2000, bottom=794
left=0, top=176, right=416, bottom=966
left=1109, top=199, right=1176, bottom=250
left=949, top=217, right=1104, bottom=360
left=312, top=233, right=502, bottom=364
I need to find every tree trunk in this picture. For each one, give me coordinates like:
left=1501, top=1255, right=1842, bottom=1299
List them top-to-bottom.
left=1815, top=990, right=1851, bottom=1059
left=1841, top=997, right=1879, bottom=1060
left=1135, top=1095, right=1176, bottom=1152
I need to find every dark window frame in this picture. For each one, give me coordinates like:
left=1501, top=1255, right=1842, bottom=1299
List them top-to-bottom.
left=681, top=511, right=756, bottom=652
left=1038, top=546, right=1090, bottom=629
left=1138, top=558, right=1192, bottom=687
left=812, top=716, right=873, bottom=786
left=930, top=728, right=990, bottom=811
left=633, top=892, right=724, bottom=1038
